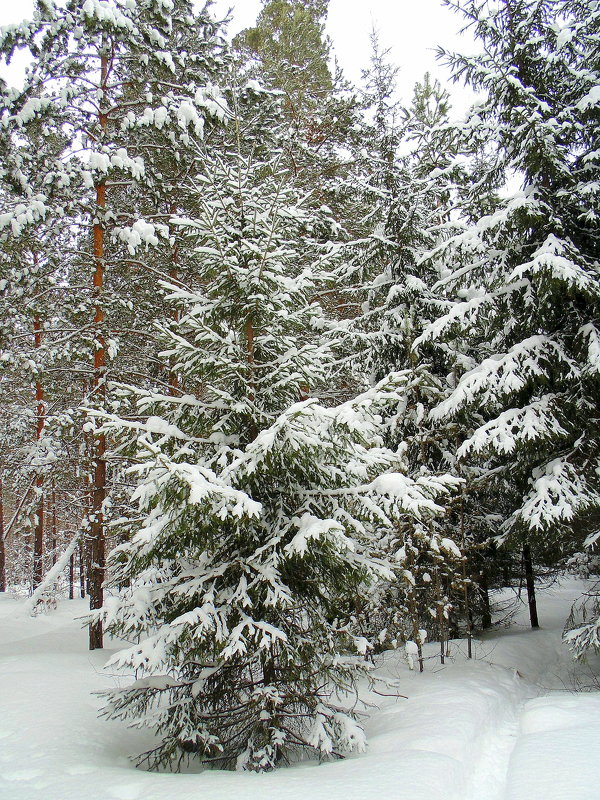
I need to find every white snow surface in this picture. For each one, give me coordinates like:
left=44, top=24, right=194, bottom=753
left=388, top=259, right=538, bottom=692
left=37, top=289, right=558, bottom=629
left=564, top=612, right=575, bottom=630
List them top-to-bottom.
left=1, top=579, right=599, bottom=800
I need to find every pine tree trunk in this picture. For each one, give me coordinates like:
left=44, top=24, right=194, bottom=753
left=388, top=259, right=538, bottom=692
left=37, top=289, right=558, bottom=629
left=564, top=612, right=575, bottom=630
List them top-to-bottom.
left=88, top=49, right=109, bottom=651
left=32, top=313, right=45, bottom=589
left=0, top=475, right=6, bottom=592
left=459, top=489, right=473, bottom=658
left=405, top=540, right=424, bottom=672
left=523, top=542, right=539, bottom=629
left=434, top=568, right=446, bottom=665
left=462, top=579, right=473, bottom=658
left=408, top=596, right=424, bottom=672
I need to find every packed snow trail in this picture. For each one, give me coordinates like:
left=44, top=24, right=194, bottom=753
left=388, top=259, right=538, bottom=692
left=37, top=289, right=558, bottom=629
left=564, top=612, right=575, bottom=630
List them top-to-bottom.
left=1, top=579, right=600, bottom=800
left=461, top=579, right=600, bottom=800
left=462, top=701, right=520, bottom=800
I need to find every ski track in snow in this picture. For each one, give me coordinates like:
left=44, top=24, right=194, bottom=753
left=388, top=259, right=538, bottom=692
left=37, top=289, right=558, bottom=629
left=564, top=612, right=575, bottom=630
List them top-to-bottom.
left=461, top=581, right=600, bottom=800
left=464, top=702, right=520, bottom=800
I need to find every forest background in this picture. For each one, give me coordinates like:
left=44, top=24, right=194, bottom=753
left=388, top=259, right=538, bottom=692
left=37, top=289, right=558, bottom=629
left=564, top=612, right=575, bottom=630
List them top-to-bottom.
left=0, top=0, right=598, bottom=773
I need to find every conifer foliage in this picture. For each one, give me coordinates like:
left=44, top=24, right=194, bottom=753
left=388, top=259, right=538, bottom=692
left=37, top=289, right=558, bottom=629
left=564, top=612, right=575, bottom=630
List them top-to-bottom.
left=1, top=0, right=599, bottom=778
left=419, top=0, right=600, bottom=570
left=95, top=90, right=456, bottom=771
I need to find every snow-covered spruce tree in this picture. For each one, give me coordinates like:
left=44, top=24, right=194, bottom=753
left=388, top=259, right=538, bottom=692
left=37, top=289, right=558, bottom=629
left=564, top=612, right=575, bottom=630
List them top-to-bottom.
left=0, top=0, right=227, bottom=645
left=416, top=0, right=600, bottom=629
left=336, top=50, right=468, bottom=659
left=402, top=74, right=508, bottom=635
left=93, top=89, right=457, bottom=771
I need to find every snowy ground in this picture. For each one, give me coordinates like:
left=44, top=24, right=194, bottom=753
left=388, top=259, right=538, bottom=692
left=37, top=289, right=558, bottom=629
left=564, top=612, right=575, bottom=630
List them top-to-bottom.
left=1, top=579, right=599, bottom=800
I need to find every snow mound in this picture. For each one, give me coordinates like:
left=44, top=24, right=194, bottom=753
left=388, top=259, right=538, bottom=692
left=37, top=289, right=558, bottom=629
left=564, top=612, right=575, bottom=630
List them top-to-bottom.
left=506, top=694, right=600, bottom=800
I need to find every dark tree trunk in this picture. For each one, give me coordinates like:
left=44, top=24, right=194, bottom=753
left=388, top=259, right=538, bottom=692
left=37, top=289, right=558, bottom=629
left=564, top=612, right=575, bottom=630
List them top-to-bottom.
left=245, top=315, right=258, bottom=442
left=459, top=490, right=473, bottom=658
left=405, top=540, right=424, bottom=672
left=79, top=541, right=86, bottom=599
left=523, top=542, right=539, bottom=628
left=69, top=553, right=75, bottom=600
left=434, top=568, right=446, bottom=664
left=479, top=569, right=492, bottom=629
left=463, top=578, right=473, bottom=658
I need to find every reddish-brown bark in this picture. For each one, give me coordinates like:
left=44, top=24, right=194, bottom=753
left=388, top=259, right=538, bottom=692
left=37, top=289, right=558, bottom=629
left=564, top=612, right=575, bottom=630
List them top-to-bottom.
left=88, top=50, right=109, bottom=651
